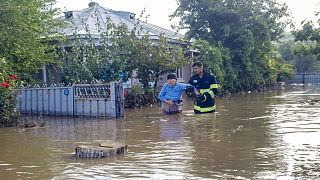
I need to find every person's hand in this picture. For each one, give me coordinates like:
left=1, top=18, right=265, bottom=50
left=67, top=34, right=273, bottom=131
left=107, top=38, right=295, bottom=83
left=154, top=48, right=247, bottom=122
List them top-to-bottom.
left=185, top=85, right=194, bottom=93
left=194, top=90, right=200, bottom=96
left=196, top=94, right=206, bottom=102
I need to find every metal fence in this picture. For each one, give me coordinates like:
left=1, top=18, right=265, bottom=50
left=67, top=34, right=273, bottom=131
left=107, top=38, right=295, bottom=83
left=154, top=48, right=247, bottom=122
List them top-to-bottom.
left=285, top=72, right=320, bottom=84
left=16, top=81, right=124, bottom=118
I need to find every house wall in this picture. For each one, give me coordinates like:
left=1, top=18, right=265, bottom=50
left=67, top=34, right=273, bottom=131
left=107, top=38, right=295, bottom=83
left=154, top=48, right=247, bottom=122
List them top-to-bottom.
left=155, top=51, right=197, bottom=88
left=157, top=63, right=193, bottom=88
left=182, top=63, right=192, bottom=83
left=34, top=64, right=62, bottom=85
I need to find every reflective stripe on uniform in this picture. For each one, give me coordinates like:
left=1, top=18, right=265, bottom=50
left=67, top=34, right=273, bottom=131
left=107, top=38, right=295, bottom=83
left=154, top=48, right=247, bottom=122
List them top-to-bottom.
left=210, top=84, right=218, bottom=89
left=199, top=88, right=215, bottom=98
left=201, top=94, right=207, bottom=102
left=194, top=105, right=216, bottom=112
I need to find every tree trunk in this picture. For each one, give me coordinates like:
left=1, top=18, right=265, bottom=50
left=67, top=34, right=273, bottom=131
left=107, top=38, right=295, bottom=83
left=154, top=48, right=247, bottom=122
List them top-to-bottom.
left=153, top=74, right=160, bottom=93
left=75, top=141, right=127, bottom=158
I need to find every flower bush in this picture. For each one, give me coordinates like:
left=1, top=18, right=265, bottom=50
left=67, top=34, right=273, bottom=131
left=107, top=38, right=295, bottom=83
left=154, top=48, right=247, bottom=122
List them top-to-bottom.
left=0, top=58, right=19, bottom=127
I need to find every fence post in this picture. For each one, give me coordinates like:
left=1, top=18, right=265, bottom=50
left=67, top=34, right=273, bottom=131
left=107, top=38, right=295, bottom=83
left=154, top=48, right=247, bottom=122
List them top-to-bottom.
left=114, top=81, right=124, bottom=118
left=72, top=85, right=75, bottom=116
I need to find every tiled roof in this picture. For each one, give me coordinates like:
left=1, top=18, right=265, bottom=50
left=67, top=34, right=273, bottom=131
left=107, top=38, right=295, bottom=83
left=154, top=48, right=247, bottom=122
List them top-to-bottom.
left=58, top=2, right=184, bottom=40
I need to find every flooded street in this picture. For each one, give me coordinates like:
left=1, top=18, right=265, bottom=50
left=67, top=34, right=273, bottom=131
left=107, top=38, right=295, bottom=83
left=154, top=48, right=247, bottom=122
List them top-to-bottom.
left=1, top=85, right=320, bottom=179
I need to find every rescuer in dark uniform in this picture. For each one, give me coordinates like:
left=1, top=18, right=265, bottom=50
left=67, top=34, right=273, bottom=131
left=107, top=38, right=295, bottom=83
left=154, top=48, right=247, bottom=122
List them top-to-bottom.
left=188, top=61, right=218, bottom=114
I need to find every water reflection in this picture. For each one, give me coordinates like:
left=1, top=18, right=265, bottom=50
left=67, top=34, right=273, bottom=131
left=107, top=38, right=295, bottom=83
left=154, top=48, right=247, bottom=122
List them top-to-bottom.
left=0, top=85, right=320, bottom=179
left=262, top=87, right=320, bottom=178
left=159, top=114, right=184, bottom=141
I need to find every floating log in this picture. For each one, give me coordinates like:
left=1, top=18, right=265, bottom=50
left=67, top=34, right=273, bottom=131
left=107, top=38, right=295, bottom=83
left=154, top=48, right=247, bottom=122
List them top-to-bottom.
left=75, top=141, right=127, bottom=158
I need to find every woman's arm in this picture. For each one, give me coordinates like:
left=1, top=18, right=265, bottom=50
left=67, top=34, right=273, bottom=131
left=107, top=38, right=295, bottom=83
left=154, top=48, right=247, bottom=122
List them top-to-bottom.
left=158, top=85, right=166, bottom=102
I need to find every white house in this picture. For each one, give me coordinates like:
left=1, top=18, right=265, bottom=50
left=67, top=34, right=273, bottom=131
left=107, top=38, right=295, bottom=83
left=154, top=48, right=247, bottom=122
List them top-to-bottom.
left=41, top=2, right=196, bottom=86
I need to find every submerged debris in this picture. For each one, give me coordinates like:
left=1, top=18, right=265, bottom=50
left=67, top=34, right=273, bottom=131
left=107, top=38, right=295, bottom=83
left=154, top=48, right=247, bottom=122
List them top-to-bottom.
left=18, top=122, right=46, bottom=128
left=75, top=141, right=127, bottom=158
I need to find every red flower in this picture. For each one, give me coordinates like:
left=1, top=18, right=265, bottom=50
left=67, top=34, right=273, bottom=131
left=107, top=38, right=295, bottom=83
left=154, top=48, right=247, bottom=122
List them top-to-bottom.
left=9, top=74, right=17, bottom=80
left=6, top=80, right=10, bottom=83
left=1, top=82, right=10, bottom=88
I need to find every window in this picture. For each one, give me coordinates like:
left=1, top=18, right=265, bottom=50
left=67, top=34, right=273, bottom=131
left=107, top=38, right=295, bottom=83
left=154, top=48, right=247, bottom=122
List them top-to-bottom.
left=65, top=11, right=73, bottom=19
left=176, top=67, right=183, bottom=79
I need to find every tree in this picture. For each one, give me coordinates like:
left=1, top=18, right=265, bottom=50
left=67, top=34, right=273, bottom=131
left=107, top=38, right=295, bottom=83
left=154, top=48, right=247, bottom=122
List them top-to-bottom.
left=0, top=0, right=62, bottom=82
left=0, top=0, right=61, bottom=126
left=172, top=0, right=294, bottom=91
left=289, top=5, right=320, bottom=72
left=59, top=12, right=191, bottom=92
left=293, top=19, right=320, bottom=60
left=122, top=33, right=190, bottom=91
left=277, top=38, right=320, bottom=72
left=190, top=39, right=233, bottom=92
left=278, top=42, right=294, bottom=63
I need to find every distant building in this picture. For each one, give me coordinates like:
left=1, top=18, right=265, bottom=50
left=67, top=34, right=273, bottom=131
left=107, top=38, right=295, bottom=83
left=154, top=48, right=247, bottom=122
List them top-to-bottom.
left=41, top=2, right=196, bottom=86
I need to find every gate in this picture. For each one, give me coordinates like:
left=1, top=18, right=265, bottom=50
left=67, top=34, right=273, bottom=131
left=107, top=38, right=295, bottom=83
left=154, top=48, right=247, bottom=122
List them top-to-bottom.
left=16, top=81, right=124, bottom=118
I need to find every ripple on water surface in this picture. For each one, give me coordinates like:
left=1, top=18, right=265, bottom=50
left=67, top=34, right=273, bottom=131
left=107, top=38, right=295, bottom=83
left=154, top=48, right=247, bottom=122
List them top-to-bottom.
left=260, top=89, right=320, bottom=178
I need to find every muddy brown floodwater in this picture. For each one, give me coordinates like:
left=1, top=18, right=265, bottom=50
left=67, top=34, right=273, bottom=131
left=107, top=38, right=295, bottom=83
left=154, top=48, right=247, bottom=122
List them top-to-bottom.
left=0, top=85, right=320, bottom=179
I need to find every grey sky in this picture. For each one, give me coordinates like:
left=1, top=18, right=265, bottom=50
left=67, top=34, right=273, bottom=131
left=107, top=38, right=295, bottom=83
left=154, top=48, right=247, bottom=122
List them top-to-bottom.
left=55, top=0, right=319, bottom=32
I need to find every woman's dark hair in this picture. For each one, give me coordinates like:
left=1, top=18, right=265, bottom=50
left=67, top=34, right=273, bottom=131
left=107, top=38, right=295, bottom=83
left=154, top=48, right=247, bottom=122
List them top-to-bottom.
left=167, top=73, right=177, bottom=80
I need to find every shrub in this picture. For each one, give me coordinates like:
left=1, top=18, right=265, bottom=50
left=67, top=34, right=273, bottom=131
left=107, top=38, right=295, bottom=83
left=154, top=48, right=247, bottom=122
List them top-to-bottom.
left=0, top=58, right=19, bottom=127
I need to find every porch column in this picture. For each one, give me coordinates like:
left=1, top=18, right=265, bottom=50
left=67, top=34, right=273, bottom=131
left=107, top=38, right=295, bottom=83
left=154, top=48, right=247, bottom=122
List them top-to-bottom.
left=42, top=65, right=47, bottom=83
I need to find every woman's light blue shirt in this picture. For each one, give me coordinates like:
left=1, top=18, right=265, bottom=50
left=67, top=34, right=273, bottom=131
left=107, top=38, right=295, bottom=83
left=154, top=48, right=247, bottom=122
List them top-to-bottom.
left=158, top=83, right=190, bottom=102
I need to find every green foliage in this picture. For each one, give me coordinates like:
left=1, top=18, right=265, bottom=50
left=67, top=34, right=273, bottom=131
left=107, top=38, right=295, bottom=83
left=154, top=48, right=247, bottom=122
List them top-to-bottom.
left=0, top=0, right=62, bottom=82
left=0, top=0, right=61, bottom=126
left=173, top=0, right=294, bottom=92
left=288, top=6, right=320, bottom=72
left=59, top=11, right=191, bottom=92
left=59, top=17, right=127, bottom=84
left=293, top=20, right=320, bottom=60
left=122, top=33, right=191, bottom=90
left=277, top=35, right=320, bottom=72
left=191, top=40, right=232, bottom=91
left=277, top=41, right=294, bottom=62
left=266, top=52, right=294, bottom=82
left=0, top=58, right=19, bottom=127
left=130, top=84, right=144, bottom=95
